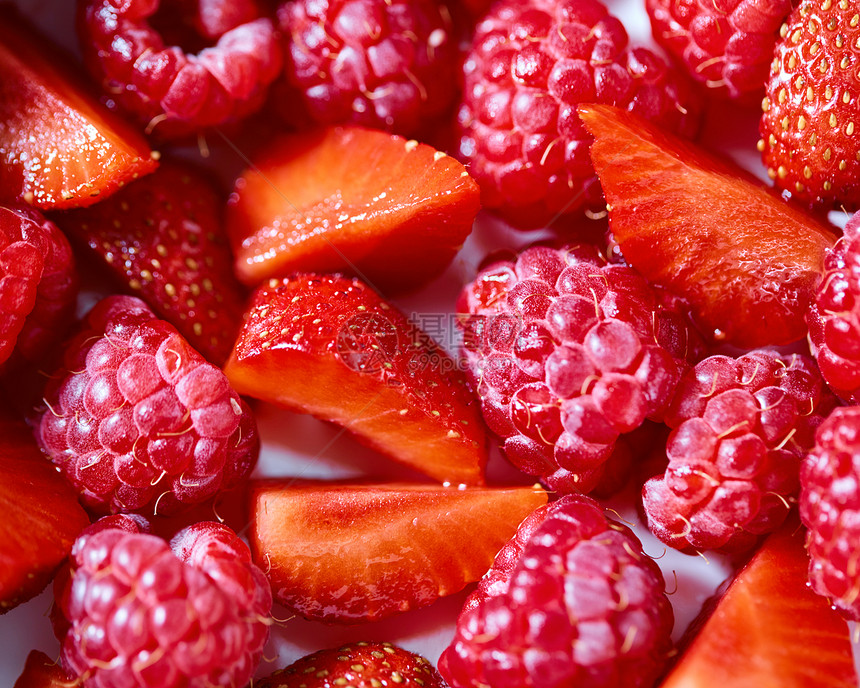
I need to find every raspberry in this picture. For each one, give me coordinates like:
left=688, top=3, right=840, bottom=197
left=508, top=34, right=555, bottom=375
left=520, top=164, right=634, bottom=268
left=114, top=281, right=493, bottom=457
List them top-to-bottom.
left=78, top=0, right=282, bottom=138
left=275, top=0, right=460, bottom=135
left=457, top=0, right=701, bottom=229
left=646, top=0, right=791, bottom=100
left=459, top=244, right=700, bottom=494
left=36, top=295, right=259, bottom=515
left=643, top=349, right=835, bottom=553
left=800, top=406, right=860, bottom=621
left=438, top=494, right=674, bottom=688
left=52, top=515, right=272, bottom=687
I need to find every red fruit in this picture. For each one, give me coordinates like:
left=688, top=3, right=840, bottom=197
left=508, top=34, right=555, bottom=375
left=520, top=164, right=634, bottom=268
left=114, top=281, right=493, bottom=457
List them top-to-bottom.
left=77, top=0, right=282, bottom=138
left=275, top=0, right=460, bottom=135
left=457, top=0, right=701, bottom=229
left=646, top=0, right=790, bottom=100
left=759, top=0, right=860, bottom=209
left=0, top=6, right=157, bottom=209
left=579, top=102, right=838, bottom=347
left=227, top=126, right=480, bottom=293
left=58, top=161, right=246, bottom=365
left=225, top=274, right=487, bottom=485
left=36, top=295, right=259, bottom=516
left=643, top=349, right=835, bottom=553
left=0, top=402, right=90, bottom=613
left=250, top=480, right=547, bottom=622
left=438, top=494, right=674, bottom=688
left=53, top=515, right=272, bottom=688
left=660, top=520, right=858, bottom=688
left=258, top=642, right=447, bottom=688
left=13, top=651, right=74, bottom=688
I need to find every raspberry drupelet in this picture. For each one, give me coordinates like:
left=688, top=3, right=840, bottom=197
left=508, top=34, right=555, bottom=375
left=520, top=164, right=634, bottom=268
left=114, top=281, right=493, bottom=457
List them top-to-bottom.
left=459, top=244, right=700, bottom=494
left=36, top=295, right=259, bottom=516
left=643, top=349, right=835, bottom=553
left=438, top=494, right=674, bottom=688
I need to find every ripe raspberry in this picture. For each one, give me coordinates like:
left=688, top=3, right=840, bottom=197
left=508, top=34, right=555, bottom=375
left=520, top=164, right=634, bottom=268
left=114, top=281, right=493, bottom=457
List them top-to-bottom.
left=78, top=0, right=282, bottom=138
left=275, top=0, right=460, bottom=136
left=457, top=0, right=701, bottom=229
left=646, top=0, right=791, bottom=100
left=807, top=213, right=860, bottom=402
left=459, top=244, right=700, bottom=494
left=36, top=295, right=259, bottom=515
left=643, top=349, right=835, bottom=553
left=800, top=406, right=860, bottom=621
left=438, top=494, right=674, bottom=688
left=53, top=515, right=272, bottom=687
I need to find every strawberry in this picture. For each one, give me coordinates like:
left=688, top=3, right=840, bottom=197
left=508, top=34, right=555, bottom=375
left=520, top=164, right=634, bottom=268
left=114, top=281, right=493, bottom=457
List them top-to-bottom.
left=759, top=0, right=860, bottom=209
left=0, top=6, right=158, bottom=210
left=579, top=102, right=838, bottom=347
left=226, top=126, right=480, bottom=293
left=57, top=161, right=246, bottom=365
left=225, top=273, right=488, bottom=485
left=0, top=401, right=90, bottom=613
left=250, top=480, right=548, bottom=622
left=660, top=520, right=858, bottom=688
left=257, top=642, right=446, bottom=688
left=13, top=651, right=73, bottom=688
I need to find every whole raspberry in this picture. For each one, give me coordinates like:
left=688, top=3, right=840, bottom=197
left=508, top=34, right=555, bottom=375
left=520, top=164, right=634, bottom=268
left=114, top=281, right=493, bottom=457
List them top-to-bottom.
left=78, top=0, right=282, bottom=138
left=275, top=0, right=460, bottom=136
left=457, top=0, right=701, bottom=229
left=646, top=0, right=791, bottom=100
left=807, top=214, right=860, bottom=402
left=459, top=244, right=700, bottom=494
left=36, top=295, right=259, bottom=515
left=643, top=349, right=835, bottom=553
left=800, top=406, right=860, bottom=621
left=438, top=494, right=674, bottom=688
left=52, top=515, right=272, bottom=687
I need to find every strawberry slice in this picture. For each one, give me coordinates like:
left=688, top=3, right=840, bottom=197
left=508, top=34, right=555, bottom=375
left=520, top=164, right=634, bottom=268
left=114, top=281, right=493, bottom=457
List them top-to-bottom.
left=0, top=6, right=158, bottom=210
left=579, top=103, right=838, bottom=348
left=226, top=126, right=480, bottom=293
left=58, top=161, right=246, bottom=364
left=224, top=273, right=488, bottom=484
left=0, top=402, right=90, bottom=613
left=250, top=480, right=548, bottom=622
left=660, top=520, right=858, bottom=688
left=13, top=651, right=74, bottom=688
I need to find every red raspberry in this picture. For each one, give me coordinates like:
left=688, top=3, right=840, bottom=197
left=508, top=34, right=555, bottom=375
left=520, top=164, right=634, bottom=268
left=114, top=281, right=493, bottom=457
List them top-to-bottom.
left=77, top=0, right=282, bottom=138
left=275, top=0, right=460, bottom=136
left=457, top=0, right=701, bottom=229
left=646, top=0, right=791, bottom=100
left=459, top=244, right=700, bottom=494
left=36, top=295, right=259, bottom=515
left=643, top=349, right=835, bottom=553
left=800, top=406, right=860, bottom=621
left=438, top=494, right=674, bottom=688
left=52, top=515, right=272, bottom=687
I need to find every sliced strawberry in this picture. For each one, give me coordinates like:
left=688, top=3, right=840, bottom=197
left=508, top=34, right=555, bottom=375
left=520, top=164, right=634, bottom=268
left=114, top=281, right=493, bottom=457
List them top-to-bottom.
left=0, top=6, right=158, bottom=210
left=579, top=103, right=837, bottom=348
left=226, top=126, right=480, bottom=293
left=57, top=161, right=245, bottom=365
left=225, top=273, right=488, bottom=484
left=0, top=402, right=90, bottom=613
left=250, top=480, right=548, bottom=622
left=660, top=520, right=858, bottom=688
left=13, top=651, right=74, bottom=688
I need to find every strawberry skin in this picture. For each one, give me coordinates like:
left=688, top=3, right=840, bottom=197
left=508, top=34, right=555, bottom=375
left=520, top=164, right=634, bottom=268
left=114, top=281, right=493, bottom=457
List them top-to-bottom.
left=759, top=0, right=860, bottom=209
left=0, top=6, right=157, bottom=209
left=579, top=103, right=838, bottom=347
left=226, top=126, right=480, bottom=293
left=58, top=161, right=246, bottom=365
left=225, top=273, right=488, bottom=485
left=0, top=402, right=90, bottom=613
left=250, top=480, right=548, bottom=622
left=660, top=520, right=858, bottom=688
left=13, top=651, right=74, bottom=688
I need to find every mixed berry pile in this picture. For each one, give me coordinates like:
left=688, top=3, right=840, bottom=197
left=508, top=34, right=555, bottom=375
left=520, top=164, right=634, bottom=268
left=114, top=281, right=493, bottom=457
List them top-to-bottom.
left=1, top=0, right=859, bottom=687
